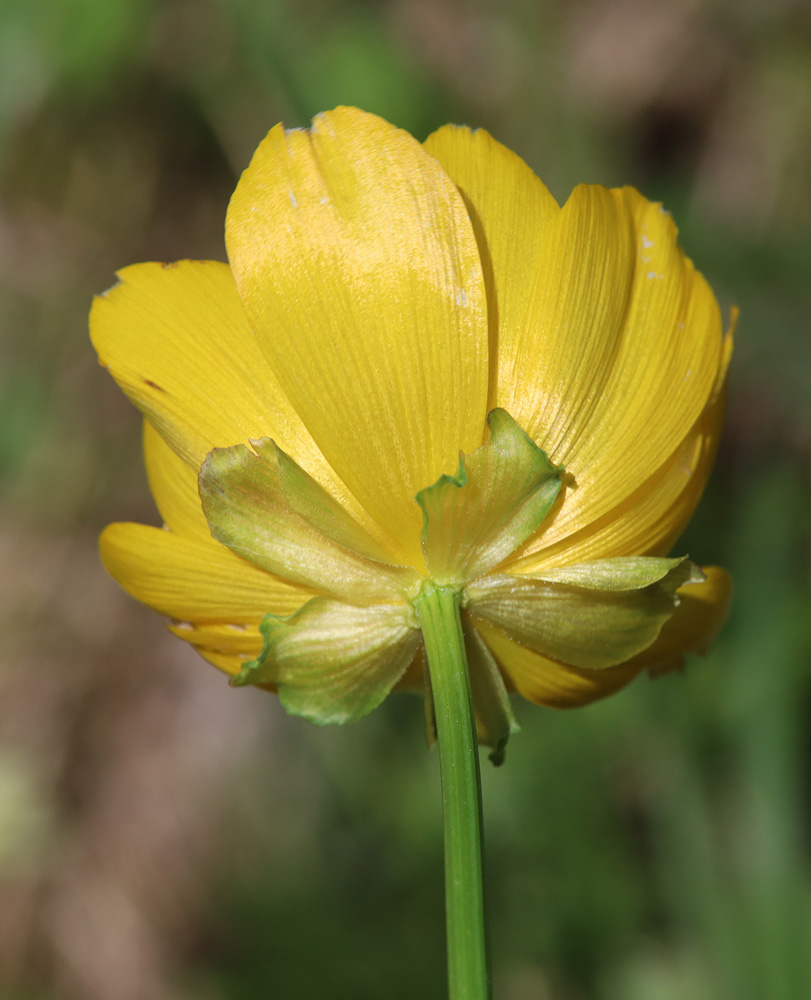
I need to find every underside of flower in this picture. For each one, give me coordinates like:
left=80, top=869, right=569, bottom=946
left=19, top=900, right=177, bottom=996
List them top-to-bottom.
left=91, top=106, right=734, bottom=761
left=196, top=405, right=714, bottom=759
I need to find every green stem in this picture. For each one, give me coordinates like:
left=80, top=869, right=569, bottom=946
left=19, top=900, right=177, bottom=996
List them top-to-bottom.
left=414, top=582, right=491, bottom=1000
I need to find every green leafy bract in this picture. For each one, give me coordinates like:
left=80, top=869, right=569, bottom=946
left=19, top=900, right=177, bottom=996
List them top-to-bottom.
left=416, top=409, right=563, bottom=585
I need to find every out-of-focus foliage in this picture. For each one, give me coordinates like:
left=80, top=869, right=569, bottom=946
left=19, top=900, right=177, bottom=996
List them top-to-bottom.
left=0, top=2, right=809, bottom=999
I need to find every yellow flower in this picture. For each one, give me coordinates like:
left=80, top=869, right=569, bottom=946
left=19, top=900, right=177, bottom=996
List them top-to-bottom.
left=91, top=107, right=733, bottom=758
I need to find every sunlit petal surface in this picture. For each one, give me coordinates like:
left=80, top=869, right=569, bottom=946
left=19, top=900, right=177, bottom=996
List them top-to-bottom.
left=91, top=259, right=389, bottom=550
left=100, top=522, right=313, bottom=624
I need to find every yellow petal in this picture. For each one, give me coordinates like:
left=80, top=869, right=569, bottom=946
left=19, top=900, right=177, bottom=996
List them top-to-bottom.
left=226, top=107, right=490, bottom=566
left=423, top=124, right=560, bottom=412
left=426, top=126, right=724, bottom=547
left=525, top=187, right=723, bottom=544
left=91, top=259, right=389, bottom=552
left=513, top=314, right=734, bottom=571
left=642, top=322, right=734, bottom=557
left=512, top=381, right=723, bottom=569
left=143, top=419, right=212, bottom=541
left=100, top=522, right=312, bottom=624
left=473, top=618, right=640, bottom=709
left=168, top=621, right=265, bottom=656
left=168, top=621, right=265, bottom=678
left=194, top=645, right=277, bottom=688
left=197, top=649, right=245, bottom=677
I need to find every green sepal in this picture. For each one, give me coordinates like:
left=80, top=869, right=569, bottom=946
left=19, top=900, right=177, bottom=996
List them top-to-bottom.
left=415, top=408, right=563, bottom=586
left=199, top=439, right=418, bottom=603
left=273, top=442, right=395, bottom=564
left=465, top=556, right=703, bottom=671
left=232, top=596, right=421, bottom=726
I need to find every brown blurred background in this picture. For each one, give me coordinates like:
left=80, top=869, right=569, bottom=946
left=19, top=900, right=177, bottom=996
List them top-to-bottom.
left=1, top=1, right=810, bottom=998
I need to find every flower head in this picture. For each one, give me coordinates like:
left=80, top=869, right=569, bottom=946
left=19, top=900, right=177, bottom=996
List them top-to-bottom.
left=91, top=107, right=733, bottom=760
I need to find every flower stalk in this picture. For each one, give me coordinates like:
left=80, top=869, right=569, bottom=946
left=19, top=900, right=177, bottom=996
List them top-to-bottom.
left=415, top=582, right=491, bottom=1000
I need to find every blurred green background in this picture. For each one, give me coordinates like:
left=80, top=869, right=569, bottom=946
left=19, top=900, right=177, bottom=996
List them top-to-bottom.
left=1, top=1, right=810, bottom=998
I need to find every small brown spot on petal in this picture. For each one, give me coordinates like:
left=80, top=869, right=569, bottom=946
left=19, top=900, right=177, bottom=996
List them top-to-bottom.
left=144, top=379, right=166, bottom=392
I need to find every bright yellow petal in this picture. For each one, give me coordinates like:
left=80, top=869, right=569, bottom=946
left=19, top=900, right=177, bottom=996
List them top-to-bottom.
left=226, top=107, right=490, bottom=566
left=423, top=124, right=560, bottom=412
left=425, top=126, right=724, bottom=547
left=525, top=187, right=723, bottom=545
left=91, top=259, right=389, bottom=553
left=642, top=322, right=734, bottom=557
left=513, top=324, right=733, bottom=570
left=143, top=419, right=211, bottom=541
left=100, top=522, right=312, bottom=624
left=473, top=618, right=640, bottom=709
left=167, top=621, right=264, bottom=678
left=168, top=621, right=265, bottom=656
left=195, top=646, right=278, bottom=688
left=192, top=647, right=280, bottom=691
left=197, top=649, right=244, bottom=677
